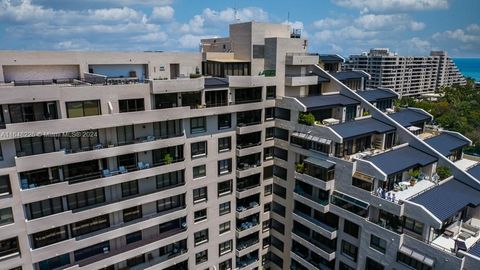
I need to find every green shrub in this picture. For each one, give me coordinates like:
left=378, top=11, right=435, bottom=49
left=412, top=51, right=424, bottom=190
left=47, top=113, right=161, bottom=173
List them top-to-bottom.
left=299, top=112, right=315, bottom=126
left=163, top=153, right=173, bottom=164
left=295, top=163, right=305, bottom=173
left=437, top=166, right=451, bottom=180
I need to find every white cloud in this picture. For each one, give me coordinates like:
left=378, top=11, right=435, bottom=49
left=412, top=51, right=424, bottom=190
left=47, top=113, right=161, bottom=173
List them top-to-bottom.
left=332, top=0, right=449, bottom=13
left=151, top=6, right=174, bottom=22
left=89, top=7, right=143, bottom=22
left=202, top=7, right=268, bottom=24
left=355, top=14, right=425, bottom=31
left=180, top=15, right=205, bottom=34
left=313, top=18, right=348, bottom=29
left=466, top=24, right=480, bottom=32
left=133, top=32, right=168, bottom=42
left=178, top=34, right=216, bottom=49
left=406, top=37, right=431, bottom=54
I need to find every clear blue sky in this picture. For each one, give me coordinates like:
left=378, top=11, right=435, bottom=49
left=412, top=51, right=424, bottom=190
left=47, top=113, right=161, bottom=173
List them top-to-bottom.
left=0, top=0, right=479, bottom=57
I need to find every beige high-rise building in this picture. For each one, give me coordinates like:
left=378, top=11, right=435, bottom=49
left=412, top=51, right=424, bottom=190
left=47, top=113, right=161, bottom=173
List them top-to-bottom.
left=0, top=22, right=479, bottom=270
left=346, top=48, right=466, bottom=96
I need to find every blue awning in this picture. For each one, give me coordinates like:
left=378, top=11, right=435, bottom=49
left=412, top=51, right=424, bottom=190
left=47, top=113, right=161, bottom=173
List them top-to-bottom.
left=331, top=71, right=369, bottom=81
left=204, top=77, right=229, bottom=89
left=357, top=88, right=398, bottom=102
left=297, top=94, right=359, bottom=110
left=389, top=108, right=432, bottom=127
left=330, top=117, right=395, bottom=140
left=425, top=133, right=470, bottom=157
left=365, top=145, right=437, bottom=176
left=304, top=157, right=335, bottom=169
left=468, top=165, right=480, bottom=180
left=410, top=179, right=480, bottom=221
left=468, top=241, right=480, bottom=257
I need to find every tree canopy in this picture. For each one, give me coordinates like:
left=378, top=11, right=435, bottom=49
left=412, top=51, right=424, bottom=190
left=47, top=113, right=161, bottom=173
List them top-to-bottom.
left=397, top=80, right=480, bottom=146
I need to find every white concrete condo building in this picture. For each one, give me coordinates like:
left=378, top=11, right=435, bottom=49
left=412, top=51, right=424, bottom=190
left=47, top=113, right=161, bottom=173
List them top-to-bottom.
left=0, top=22, right=480, bottom=270
left=346, top=48, right=466, bottom=96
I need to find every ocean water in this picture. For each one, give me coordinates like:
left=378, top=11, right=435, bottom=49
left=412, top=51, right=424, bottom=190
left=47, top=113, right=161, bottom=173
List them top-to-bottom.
left=453, top=58, right=480, bottom=82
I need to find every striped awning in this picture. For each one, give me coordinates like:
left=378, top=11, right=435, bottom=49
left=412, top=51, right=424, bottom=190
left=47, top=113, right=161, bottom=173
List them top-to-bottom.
left=292, top=131, right=332, bottom=145
left=399, top=246, right=435, bottom=267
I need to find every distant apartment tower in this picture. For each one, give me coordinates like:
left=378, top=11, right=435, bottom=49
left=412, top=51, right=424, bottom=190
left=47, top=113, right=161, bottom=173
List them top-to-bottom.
left=346, top=48, right=466, bottom=96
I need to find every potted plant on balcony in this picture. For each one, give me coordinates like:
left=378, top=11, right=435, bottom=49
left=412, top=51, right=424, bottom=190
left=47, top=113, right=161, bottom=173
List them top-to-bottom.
left=298, top=112, right=315, bottom=126
left=107, top=141, right=114, bottom=148
left=163, top=153, right=173, bottom=165
left=295, top=162, right=305, bottom=174
left=409, top=168, right=420, bottom=186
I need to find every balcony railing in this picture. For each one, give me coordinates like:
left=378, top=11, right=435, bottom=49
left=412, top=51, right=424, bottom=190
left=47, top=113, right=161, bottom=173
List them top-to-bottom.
left=294, top=188, right=329, bottom=206
left=236, top=201, right=260, bottom=213
left=237, top=238, right=259, bottom=251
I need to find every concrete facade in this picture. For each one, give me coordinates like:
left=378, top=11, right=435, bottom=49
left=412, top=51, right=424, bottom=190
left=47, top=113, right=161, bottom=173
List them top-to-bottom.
left=0, top=22, right=479, bottom=270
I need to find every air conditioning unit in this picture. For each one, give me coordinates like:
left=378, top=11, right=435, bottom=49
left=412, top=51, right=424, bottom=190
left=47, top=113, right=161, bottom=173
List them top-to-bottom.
left=322, top=118, right=340, bottom=125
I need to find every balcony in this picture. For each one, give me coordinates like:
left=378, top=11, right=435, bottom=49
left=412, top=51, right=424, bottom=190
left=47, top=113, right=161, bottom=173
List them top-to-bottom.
left=286, top=53, right=319, bottom=65
left=228, top=75, right=276, bottom=88
left=285, top=75, right=318, bottom=86
left=150, top=77, right=204, bottom=94
left=237, top=110, right=262, bottom=127
left=236, top=132, right=261, bottom=149
left=237, top=153, right=261, bottom=171
left=236, top=197, right=261, bottom=219
left=293, top=211, right=337, bottom=239
left=237, top=215, right=260, bottom=238
left=291, top=230, right=336, bottom=261
left=236, top=251, right=259, bottom=270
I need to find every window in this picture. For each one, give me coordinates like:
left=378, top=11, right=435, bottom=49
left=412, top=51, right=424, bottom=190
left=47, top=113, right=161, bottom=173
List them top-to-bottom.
left=266, top=86, right=276, bottom=99
left=119, top=98, right=144, bottom=113
left=66, top=100, right=101, bottom=118
left=8, top=102, right=58, bottom=123
left=265, top=107, right=275, bottom=120
left=218, top=113, right=231, bottom=129
left=191, top=117, right=206, bottom=133
left=116, top=125, right=135, bottom=145
left=265, top=127, right=274, bottom=140
left=58, top=130, right=99, bottom=152
left=15, top=136, right=56, bottom=156
left=218, top=137, right=231, bottom=152
left=191, top=141, right=207, bottom=158
left=0, top=143, right=3, bottom=161
left=264, top=147, right=274, bottom=160
left=218, top=159, right=232, bottom=175
left=193, top=165, right=206, bottom=179
left=156, top=170, right=185, bottom=190
left=0, top=175, right=11, bottom=195
left=218, top=179, right=232, bottom=197
left=121, top=180, right=139, bottom=198
left=264, top=184, right=272, bottom=196
left=273, top=184, right=286, bottom=199
left=193, top=187, right=208, bottom=203
left=67, top=188, right=105, bottom=210
left=157, top=194, right=185, bottom=213
left=27, top=197, right=63, bottom=219
left=219, top=202, right=231, bottom=216
left=264, top=202, right=271, bottom=212
left=272, top=202, right=285, bottom=217
left=123, top=206, right=142, bottom=222
left=0, top=208, right=13, bottom=226
left=194, top=209, right=207, bottom=223
left=71, top=215, right=109, bottom=237
left=403, top=217, right=424, bottom=235
left=344, top=219, right=360, bottom=238
left=262, top=220, right=271, bottom=231
left=219, top=221, right=231, bottom=234
left=32, top=226, right=69, bottom=248
left=194, top=229, right=209, bottom=246
left=126, top=231, right=142, bottom=244
left=370, top=235, right=387, bottom=253
left=0, top=237, right=19, bottom=259
left=219, top=240, right=232, bottom=256
left=341, top=240, right=358, bottom=262
left=74, top=241, right=109, bottom=261
left=195, top=250, right=208, bottom=264
left=397, top=252, right=433, bottom=270
left=38, top=253, right=70, bottom=270
left=126, top=254, right=145, bottom=268
left=366, top=257, right=384, bottom=270
left=219, top=259, right=232, bottom=270
left=339, top=261, right=355, bottom=270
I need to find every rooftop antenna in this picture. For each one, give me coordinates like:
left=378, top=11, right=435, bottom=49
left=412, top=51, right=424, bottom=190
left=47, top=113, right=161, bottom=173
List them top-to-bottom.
left=234, top=0, right=239, bottom=22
